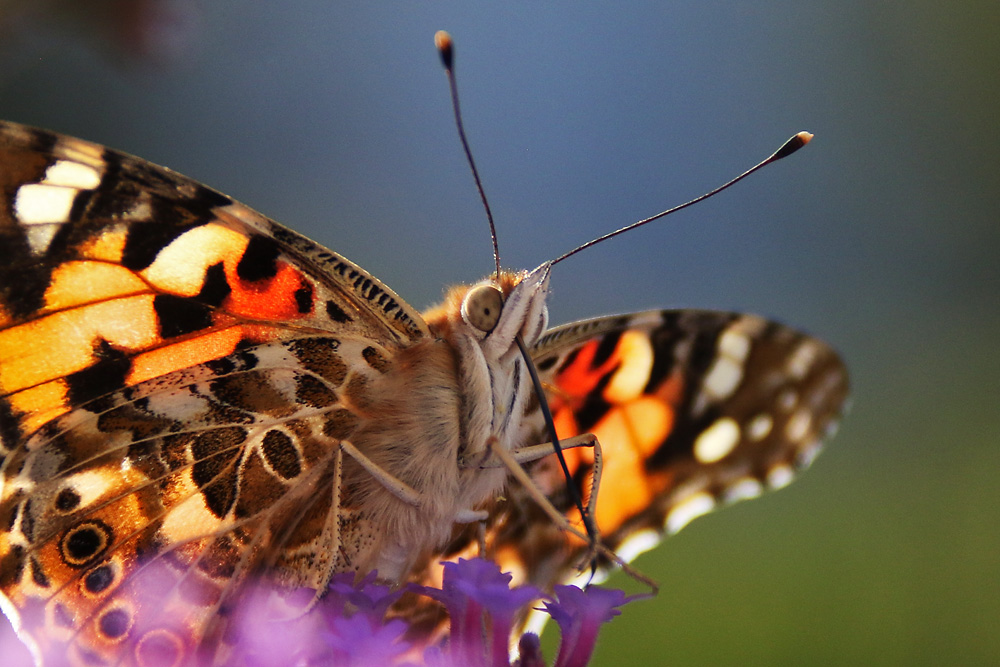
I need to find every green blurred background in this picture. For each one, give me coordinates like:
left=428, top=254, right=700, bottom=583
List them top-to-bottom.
left=1, top=1, right=996, bottom=665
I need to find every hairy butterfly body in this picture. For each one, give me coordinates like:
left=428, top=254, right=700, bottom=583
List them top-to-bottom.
left=0, top=117, right=847, bottom=666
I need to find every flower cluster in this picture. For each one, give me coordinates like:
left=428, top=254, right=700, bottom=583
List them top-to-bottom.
left=0, top=558, right=629, bottom=666
left=230, top=558, right=629, bottom=666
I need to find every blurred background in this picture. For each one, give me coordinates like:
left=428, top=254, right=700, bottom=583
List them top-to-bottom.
left=0, top=1, right=996, bottom=665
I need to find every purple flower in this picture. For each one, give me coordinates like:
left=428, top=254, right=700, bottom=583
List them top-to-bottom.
left=1, top=558, right=631, bottom=666
left=408, top=558, right=629, bottom=666
left=414, top=558, right=543, bottom=667
left=326, top=570, right=406, bottom=621
left=230, top=574, right=412, bottom=666
left=543, top=585, right=628, bottom=667
left=322, top=614, right=415, bottom=665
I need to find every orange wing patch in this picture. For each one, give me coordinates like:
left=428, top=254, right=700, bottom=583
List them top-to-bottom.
left=0, top=218, right=324, bottom=436
left=127, top=328, right=244, bottom=386
left=549, top=329, right=681, bottom=536
left=553, top=338, right=620, bottom=400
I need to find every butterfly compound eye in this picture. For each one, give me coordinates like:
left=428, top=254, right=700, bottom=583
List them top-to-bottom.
left=461, top=284, right=504, bottom=333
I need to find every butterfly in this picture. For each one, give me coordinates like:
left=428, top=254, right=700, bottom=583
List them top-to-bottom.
left=0, top=97, right=847, bottom=664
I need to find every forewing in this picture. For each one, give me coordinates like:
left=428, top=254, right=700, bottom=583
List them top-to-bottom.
left=0, top=119, right=427, bottom=447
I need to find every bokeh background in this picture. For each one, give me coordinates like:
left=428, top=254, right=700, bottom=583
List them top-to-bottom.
left=1, top=1, right=996, bottom=665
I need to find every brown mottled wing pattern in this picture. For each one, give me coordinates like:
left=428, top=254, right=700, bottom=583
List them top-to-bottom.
left=0, top=121, right=428, bottom=665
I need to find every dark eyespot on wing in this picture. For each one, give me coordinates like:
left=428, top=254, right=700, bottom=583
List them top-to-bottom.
left=61, top=520, right=113, bottom=566
left=84, top=564, right=114, bottom=594
left=98, top=608, right=130, bottom=639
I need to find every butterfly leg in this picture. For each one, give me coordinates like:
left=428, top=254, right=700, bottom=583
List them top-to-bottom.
left=467, top=433, right=606, bottom=559
left=470, top=433, right=603, bottom=538
left=464, top=434, right=597, bottom=468
left=513, top=434, right=607, bottom=575
left=513, top=434, right=599, bottom=465
left=578, top=434, right=604, bottom=574
left=485, top=435, right=589, bottom=542
left=486, top=435, right=658, bottom=592
left=339, top=439, right=421, bottom=507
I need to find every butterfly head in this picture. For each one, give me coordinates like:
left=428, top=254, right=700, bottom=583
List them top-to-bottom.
left=427, top=263, right=550, bottom=357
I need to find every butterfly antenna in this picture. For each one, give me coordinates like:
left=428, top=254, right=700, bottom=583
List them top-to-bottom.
left=436, top=31, right=502, bottom=278
left=552, top=132, right=814, bottom=265
left=515, top=335, right=601, bottom=564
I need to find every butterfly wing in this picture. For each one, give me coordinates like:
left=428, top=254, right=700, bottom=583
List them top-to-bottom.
left=0, top=120, right=429, bottom=437
left=0, top=121, right=430, bottom=664
left=489, top=309, right=848, bottom=590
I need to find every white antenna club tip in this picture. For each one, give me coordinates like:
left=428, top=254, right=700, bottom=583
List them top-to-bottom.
left=434, top=30, right=451, bottom=49
left=435, top=31, right=453, bottom=66
left=771, top=131, right=814, bottom=161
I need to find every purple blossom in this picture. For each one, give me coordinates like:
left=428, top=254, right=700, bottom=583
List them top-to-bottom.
left=0, top=558, right=631, bottom=666
left=413, top=558, right=543, bottom=667
left=326, top=570, right=406, bottom=621
left=543, top=585, right=628, bottom=667
left=321, top=614, right=415, bottom=665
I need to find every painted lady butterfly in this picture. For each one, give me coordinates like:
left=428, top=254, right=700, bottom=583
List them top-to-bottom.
left=0, top=39, right=847, bottom=667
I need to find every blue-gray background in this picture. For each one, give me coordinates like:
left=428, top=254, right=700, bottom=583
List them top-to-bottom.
left=1, top=2, right=996, bottom=665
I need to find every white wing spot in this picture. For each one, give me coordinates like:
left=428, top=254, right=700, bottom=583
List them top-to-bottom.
left=44, top=160, right=101, bottom=189
left=14, top=183, right=78, bottom=225
left=122, top=198, right=153, bottom=221
left=25, top=223, right=60, bottom=256
left=718, top=327, right=751, bottom=361
left=702, top=328, right=751, bottom=401
left=787, top=340, right=820, bottom=380
left=703, top=356, right=743, bottom=401
left=145, top=389, right=211, bottom=422
left=785, top=408, right=813, bottom=442
left=746, top=413, right=773, bottom=441
left=693, top=417, right=740, bottom=464
left=797, top=440, right=823, bottom=468
left=767, top=464, right=795, bottom=489
left=61, top=470, right=116, bottom=508
left=722, top=477, right=764, bottom=503
left=665, top=491, right=716, bottom=534
left=160, top=493, right=227, bottom=543
left=616, top=529, right=661, bottom=564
